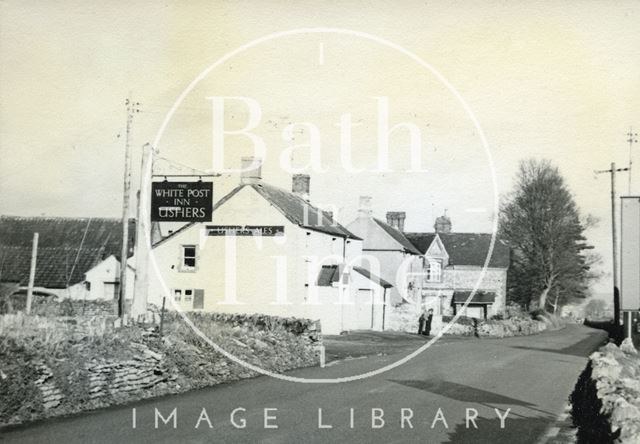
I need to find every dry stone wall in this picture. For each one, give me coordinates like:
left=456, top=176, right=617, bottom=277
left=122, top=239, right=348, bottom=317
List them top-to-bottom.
left=0, top=310, right=321, bottom=427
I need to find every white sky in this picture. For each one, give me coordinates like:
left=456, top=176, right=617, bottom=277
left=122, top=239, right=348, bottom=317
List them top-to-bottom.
left=1, top=0, right=639, bottom=295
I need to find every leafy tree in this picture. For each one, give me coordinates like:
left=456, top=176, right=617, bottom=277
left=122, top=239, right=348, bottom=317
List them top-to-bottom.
left=499, top=159, right=594, bottom=311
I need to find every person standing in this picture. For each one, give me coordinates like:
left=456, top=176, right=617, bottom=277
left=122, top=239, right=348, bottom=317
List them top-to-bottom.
left=423, top=309, right=434, bottom=336
left=418, top=311, right=426, bottom=335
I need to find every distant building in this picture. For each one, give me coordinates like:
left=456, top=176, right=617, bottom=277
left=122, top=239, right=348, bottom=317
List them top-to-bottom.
left=346, top=201, right=423, bottom=306
left=405, top=213, right=510, bottom=319
left=0, top=215, right=135, bottom=305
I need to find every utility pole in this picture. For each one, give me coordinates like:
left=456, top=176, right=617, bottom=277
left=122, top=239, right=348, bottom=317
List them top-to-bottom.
left=119, top=97, right=141, bottom=320
left=627, top=127, right=638, bottom=194
left=132, top=143, right=153, bottom=320
left=595, top=162, right=629, bottom=328
left=25, top=232, right=38, bottom=315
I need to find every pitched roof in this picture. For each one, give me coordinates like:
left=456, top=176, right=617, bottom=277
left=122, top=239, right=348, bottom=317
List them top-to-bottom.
left=153, top=182, right=360, bottom=249
left=251, top=183, right=360, bottom=239
left=0, top=215, right=135, bottom=288
left=0, top=216, right=135, bottom=255
left=372, top=218, right=422, bottom=255
left=405, top=232, right=510, bottom=268
left=403, top=233, right=437, bottom=255
left=0, top=245, right=106, bottom=288
left=315, top=265, right=393, bottom=289
left=316, top=265, right=340, bottom=287
left=352, top=266, right=393, bottom=288
left=452, top=290, right=496, bottom=304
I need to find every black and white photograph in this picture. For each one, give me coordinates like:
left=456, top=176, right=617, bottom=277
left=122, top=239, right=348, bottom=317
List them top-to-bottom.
left=1, top=1, right=639, bottom=443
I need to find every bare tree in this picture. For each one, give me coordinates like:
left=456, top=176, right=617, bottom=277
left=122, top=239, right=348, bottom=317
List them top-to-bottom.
left=499, top=159, right=593, bottom=311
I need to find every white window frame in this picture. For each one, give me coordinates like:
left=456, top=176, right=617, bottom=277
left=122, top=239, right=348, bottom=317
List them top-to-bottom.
left=180, top=244, right=198, bottom=272
left=425, top=259, right=443, bottom=283
left=173, top=289, right=182, bottom=301
left=184, top=289, right=193, bottom=303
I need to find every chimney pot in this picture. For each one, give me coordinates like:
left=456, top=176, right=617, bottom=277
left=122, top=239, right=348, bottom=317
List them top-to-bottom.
left=240, top=157, right=262, bottom=184
left=292, top=174, right=310, bottom=201
left=358, top=196, right=372, bottom=218
left=386, top=211, right=406, bottom=232
left=434, top=211, right=452, bottom=233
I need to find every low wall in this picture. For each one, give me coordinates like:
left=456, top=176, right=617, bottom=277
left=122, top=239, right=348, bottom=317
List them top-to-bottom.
left=386, top=301, right=548, bottom=338
left=0, top=311, right=321, bottom=427
left=570, top=339, right=640, bottom=444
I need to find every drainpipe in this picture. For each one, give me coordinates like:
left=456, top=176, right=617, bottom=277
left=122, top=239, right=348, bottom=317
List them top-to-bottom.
left=341, top=236, right=347, bottom=333
left=382, top=287, right=387, bottom=330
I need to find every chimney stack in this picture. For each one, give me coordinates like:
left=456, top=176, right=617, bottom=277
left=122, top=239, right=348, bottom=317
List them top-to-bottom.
left=240, top=157, right=262, bottom=184
left=292, top=174, right=310, bottom=201
left=358, top=196, right=372, bottom=218
left=434, top=210, right=452, bottom=233
left=386, top=211, right=406, bottom=232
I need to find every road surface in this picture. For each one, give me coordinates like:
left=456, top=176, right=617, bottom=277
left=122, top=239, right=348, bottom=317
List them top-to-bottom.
left=0, top=324, right=607, bottom=444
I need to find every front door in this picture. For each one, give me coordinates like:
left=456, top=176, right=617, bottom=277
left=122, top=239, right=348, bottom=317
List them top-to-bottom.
left=355, top=289, right=373, bottom=330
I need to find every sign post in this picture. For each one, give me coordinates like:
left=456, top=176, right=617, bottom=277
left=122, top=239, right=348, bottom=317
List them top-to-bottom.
left=621, top=196, right=640, bottom=340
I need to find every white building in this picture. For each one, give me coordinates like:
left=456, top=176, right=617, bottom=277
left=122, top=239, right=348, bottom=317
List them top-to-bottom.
left=141, top=160, right=393, bottom=334
left=346, top=202, right=424, bottom=306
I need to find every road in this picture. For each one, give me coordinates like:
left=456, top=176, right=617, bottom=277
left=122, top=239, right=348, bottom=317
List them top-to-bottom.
left=0, top=324, right=607, bottom=444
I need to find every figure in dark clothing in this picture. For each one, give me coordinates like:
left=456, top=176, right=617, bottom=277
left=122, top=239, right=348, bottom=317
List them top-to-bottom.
left=422, top=309, right=434, bottom=336
left=418, top=312, right=426, bottom=335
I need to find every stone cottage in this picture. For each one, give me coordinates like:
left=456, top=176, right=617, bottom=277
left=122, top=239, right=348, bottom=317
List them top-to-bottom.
left=405, top=213, right=510, bottom=319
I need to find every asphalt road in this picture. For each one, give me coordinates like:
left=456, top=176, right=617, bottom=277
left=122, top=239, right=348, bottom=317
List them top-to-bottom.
left=0, top=324, right=607, bottom=444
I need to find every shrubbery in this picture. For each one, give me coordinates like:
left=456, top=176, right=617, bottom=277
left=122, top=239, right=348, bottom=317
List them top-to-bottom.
left=441, top=311, right=549, bottom=338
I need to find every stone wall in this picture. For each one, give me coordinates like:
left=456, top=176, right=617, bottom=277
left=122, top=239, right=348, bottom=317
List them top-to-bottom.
left=421, top=267, right=507, bottom=318
left=386, top=303, right=548, bottom=338
left=0, top=311, right=321, bottom=427
left=570, top=339, right=640, bottom=444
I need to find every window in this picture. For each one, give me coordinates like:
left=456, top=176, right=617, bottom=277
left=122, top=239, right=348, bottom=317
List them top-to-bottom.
left=181, top=245, right=197, bottom=271
left=425, top=260, right=442, bottom=283
left=173, top=289, right=182, bottom=301
left=184, top=289, right=193, bottom=302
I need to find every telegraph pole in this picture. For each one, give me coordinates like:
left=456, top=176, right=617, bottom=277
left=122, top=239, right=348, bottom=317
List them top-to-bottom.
left=119, top=97, right=141, bottom=320
left=132, top=143, right=153, bottom=320
left=595, top=162, right=629, bottom=328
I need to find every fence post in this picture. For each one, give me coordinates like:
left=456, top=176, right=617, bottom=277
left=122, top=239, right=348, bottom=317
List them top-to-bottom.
left=26, top=233, right=39, bottom=315
left=159, top=296, right=166, bottom=338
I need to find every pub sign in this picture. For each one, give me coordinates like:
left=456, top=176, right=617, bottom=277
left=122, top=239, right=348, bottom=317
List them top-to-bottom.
left=151, top=181, right=213, bottom=222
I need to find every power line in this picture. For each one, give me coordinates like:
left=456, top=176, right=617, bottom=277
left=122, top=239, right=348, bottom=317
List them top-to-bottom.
left=626, top=127, right=638, bottom=194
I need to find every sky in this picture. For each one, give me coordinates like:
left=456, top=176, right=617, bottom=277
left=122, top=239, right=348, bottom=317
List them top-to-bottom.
left=1, top=0, right=639, bottom=296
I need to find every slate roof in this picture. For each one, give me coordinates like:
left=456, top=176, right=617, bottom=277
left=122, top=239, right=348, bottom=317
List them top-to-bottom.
left=155, top=182, right=360, bottom=247
left=251, top=183, right=359, bottom=239
left=0, top=215, right=135, bottom=288
left=372, top=218, right=422, bottom=255
left=404, top=232, right=510, bottom=268
left=403, top=233, right=437, bottom=255
left=0, top=246, right=103, bottom=288
left=316, top=265, right=340, bottom=287
left=316, top=265, right=393, bottom=289
left=353, top=266, right=393, bottom=288
left=452, top=290, right=496, bottom=304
